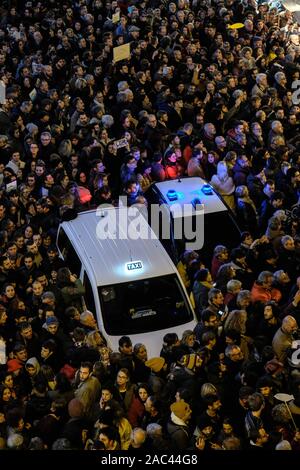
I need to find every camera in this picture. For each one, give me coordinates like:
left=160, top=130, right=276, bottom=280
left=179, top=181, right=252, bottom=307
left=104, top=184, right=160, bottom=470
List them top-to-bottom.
left=115, top=138, right=128, bottom=149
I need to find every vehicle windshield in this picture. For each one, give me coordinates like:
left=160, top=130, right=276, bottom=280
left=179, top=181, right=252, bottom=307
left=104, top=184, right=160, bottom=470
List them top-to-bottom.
left=98, top=274, right=193, bottom=335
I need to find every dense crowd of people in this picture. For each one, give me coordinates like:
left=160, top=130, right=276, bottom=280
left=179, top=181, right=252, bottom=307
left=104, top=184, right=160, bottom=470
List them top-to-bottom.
left=0, top=0, right=300, bottom=452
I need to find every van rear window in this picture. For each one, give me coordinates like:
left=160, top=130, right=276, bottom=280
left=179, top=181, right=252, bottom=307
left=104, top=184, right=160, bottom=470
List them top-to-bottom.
left=171, top=210, right=241, bottom=264
left=99, top=274, right=193, bottom=335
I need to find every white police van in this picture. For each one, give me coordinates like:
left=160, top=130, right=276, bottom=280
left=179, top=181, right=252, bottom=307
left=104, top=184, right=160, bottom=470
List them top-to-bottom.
left=146, top=177, right=241, bottom=263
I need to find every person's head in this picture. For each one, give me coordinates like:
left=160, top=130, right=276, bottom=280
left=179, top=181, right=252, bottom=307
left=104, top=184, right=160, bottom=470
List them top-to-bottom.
left=204, top=123, right=216, bottom=138
left=215, top=135, right=227, bottom=149
left=216, top=161, right=229, bottom=180
left=263, top=179, right=275, bottom=198
left=269, top=191, right=284, bottom=209
left=281, top=235, right=295, bottom=251
left=7, top=242, right=18, bottom=259
left=214, top=245, right=229, bottom=261
left=0, top=256, right=12, bottom=272
left=57, top=267, right=72, bottom=286
left=274, top=270, right=290, bottom=285
left=257, top=271, right=274, bottom=288
left=32, top=280, right=43, bottom=297
left=226, top=280, right=242, bottom=295
left=3, top=283, right=15, bottom=299
left=208, top=288, right=224, bottom=307
left=263, top=302, right=276, bottom=321
left=65, top=306, right=80, bottom=321
left=80, top=310, right=97, bottom=329
left=202, top=310, right=219, bottom=328
left=282, top=315, right=298, bottom=335
left=46, top=316, right=59, bottom=334
left=19, top=322, right=33, bottom=340
left=85, top=330, right=105, bottom=349
left=181, top=330, right=196, bottom=348
left=118, top=336, right=132, bottom=355
left=40, top=338, right=57, bottom=360
left=13, top=343, right=27, bottom=363
left=133, top=343, right=148, bottom=362
left=225, top=344, right=243, bottom=362
left=25, top=357, right=40, bottom=377
left=79, top=362, right=93, bottom=382
left=116, top=368, right=130, bottom=388
left=2, top=372, right=14, bottom=390
left=256, top=376, right=273, bottom=397
left=200, top=383, right=218, bottom=399
left=0, top=385, right=12, bottom=402
left=100, top=386, right=114, bottom=403
left=248, top=392, right=265, bottom=412
left=204, top=394, right=222, bottom=413
left=145, top=395, right=161, bottom=415
left=170, top=400, right=192, bottom=423
left=222, top=417, right=234, bottom=436
left=146, top=422, right=163, bottom=440
left=98, top=426, right=120, bottom=450
left=130, top=427, right=147, bottom=448
left=249, top=427, right=269, bottom=446
left=28, top=436, right=45, bottom=450
left=222, top=436, right=241, bottom=450
left=52, top=438, right=72, bottom=450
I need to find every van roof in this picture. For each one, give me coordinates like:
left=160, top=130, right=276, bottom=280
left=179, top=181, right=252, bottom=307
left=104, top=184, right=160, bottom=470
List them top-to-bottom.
left=154, top=177, right=227, bottom=214
left=60, top=207, right=176, bottom=286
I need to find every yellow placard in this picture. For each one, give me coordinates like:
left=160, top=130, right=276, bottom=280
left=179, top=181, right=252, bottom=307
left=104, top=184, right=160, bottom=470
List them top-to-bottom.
left=112, top=11, right=120, bottom=23
left=228, top=23, right=245, bottom=29
left=113, top=43, right=130, bottom=63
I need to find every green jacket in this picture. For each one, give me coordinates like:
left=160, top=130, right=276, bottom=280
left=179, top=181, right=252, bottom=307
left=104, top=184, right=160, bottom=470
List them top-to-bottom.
left=60, top=278, right=85, bottom=311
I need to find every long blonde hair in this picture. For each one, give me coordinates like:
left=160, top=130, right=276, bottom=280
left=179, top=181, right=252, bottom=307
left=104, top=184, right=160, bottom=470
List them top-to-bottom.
left=224, top=309, right=247, bottom=335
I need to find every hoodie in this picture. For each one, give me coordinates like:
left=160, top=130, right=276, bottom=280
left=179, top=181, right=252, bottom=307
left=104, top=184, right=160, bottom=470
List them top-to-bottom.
left=25, top=357, right=41, bottom=375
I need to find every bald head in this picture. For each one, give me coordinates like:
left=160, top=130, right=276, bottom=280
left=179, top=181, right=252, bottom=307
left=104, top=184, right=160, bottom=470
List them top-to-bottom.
left=282, top=316, right=298, bottom=334
left=131, top=428, right=147, bottom=448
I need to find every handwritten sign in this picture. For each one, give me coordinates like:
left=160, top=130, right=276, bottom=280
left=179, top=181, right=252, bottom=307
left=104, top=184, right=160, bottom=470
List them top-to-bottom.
left=113, top=43, right=130, bottom=63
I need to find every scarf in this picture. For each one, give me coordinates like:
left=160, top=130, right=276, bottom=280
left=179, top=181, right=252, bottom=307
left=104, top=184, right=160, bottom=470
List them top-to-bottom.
left=171, top=412, right=188, bottom=427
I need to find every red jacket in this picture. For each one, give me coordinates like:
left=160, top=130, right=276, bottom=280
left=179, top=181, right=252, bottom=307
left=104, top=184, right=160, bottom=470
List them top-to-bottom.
left=251, top=282, right=282, bottom=303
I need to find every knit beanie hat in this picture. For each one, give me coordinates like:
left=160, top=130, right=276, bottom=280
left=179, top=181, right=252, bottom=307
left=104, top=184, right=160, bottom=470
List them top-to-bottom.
left=46, top=316, right=59, bottom=326
left=170, top=401, right=191, bottom=420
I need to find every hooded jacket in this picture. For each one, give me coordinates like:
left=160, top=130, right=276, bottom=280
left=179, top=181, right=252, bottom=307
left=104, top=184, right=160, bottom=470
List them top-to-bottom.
left=25, top=357, right=41, bottom=375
